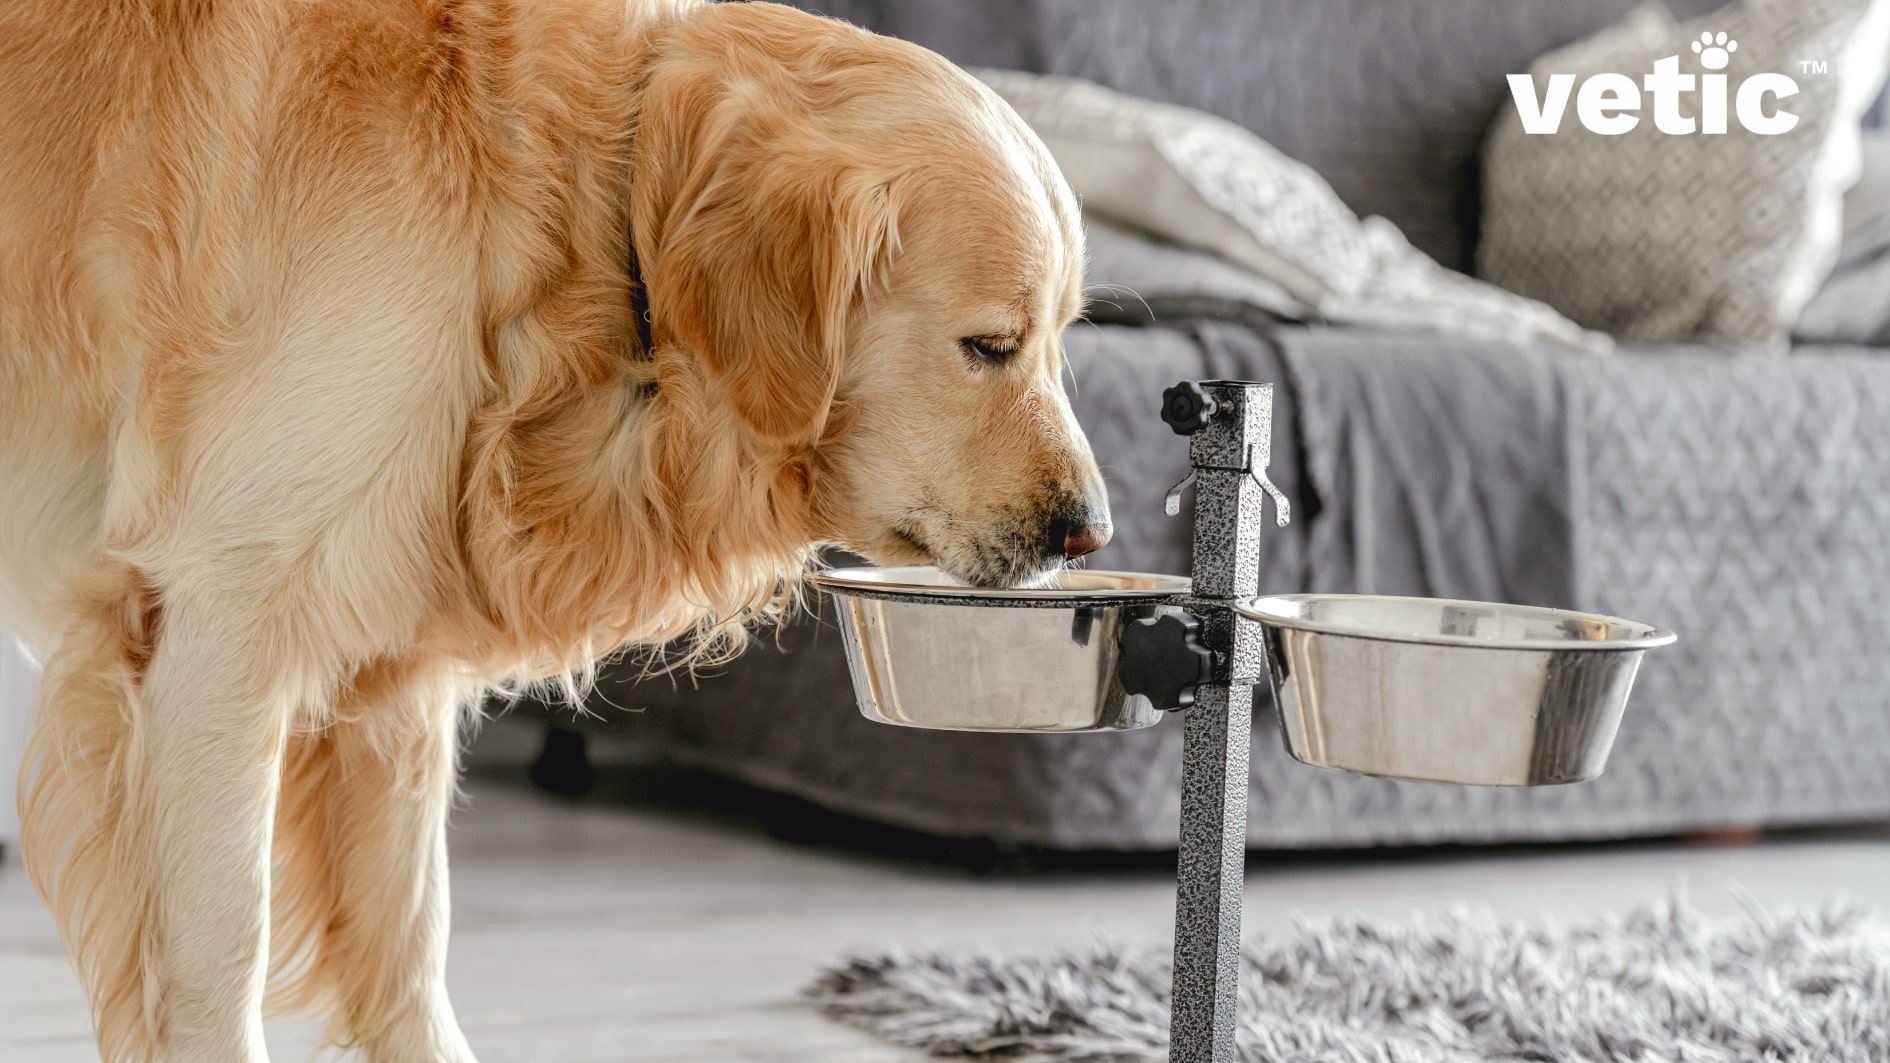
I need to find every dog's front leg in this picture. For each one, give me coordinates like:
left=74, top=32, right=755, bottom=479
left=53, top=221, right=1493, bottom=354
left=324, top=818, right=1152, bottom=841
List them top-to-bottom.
left=26, top=570, right=294, bottom=1061
left=138, top=594, right=298, bottom=1062
left=274, top=660, right=478, bottom=1063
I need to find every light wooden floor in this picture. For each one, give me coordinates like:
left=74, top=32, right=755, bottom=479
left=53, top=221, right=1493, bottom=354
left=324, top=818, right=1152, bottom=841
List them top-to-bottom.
left=5, top=716, right=1890, bottom=1062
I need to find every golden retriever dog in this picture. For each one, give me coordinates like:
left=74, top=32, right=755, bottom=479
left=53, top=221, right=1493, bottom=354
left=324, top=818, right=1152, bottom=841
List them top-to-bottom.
left=0, top=1, right=1110, bottom=1058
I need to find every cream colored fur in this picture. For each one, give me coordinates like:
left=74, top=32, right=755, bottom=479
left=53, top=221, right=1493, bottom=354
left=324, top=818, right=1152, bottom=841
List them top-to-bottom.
left=0, top=1, right=1104, bottom=1059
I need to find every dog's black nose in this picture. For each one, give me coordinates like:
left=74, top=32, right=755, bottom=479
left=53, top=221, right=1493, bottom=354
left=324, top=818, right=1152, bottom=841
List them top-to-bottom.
left=1050, top=516, right=1113, bottom=560
left=1064, top=522, right=1112, bottom=559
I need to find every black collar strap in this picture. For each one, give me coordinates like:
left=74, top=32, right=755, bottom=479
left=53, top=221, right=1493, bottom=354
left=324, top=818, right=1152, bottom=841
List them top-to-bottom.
left=628, top=237, right=654, bottom=357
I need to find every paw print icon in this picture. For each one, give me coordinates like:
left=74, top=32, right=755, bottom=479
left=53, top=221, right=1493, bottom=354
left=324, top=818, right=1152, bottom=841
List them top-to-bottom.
left=1692, top=31, right=1738, bottom=70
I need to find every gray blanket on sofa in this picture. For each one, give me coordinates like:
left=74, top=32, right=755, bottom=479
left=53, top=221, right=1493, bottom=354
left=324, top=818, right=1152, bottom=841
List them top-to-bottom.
left=1082, top=219, right=1583, bottom=610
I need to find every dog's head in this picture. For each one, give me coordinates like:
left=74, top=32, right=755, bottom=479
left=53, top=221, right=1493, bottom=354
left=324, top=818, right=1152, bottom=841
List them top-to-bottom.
left=634, top=3, right=1109, bottom=589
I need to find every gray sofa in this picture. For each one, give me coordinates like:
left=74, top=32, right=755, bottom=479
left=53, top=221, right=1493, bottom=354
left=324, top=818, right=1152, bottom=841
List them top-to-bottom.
left=520, top=0, right=1890, bottom=849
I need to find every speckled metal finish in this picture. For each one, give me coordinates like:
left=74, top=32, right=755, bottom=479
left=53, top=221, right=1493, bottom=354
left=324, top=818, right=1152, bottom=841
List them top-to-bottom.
left=1168, top=381, right=1275, bottom=1063
left=1184, top=384, right=1270, bottom=599
left=1170, top=681, right=1254, bottom=1063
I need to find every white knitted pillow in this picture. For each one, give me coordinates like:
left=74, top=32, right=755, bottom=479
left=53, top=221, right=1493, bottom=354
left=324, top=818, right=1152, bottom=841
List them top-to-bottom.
left=1479, top=0, right=1890, bottom=346
left=975, top=69, right=1609, bottom=351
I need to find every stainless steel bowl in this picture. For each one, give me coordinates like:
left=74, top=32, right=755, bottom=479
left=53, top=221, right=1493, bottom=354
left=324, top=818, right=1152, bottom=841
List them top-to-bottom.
left=811, top=566, right=1191, bottom=732
left=1239, top=594, right=1675, bottom=786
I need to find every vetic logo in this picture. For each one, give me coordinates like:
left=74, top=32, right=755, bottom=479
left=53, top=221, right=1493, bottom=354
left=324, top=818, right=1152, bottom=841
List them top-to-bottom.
left=1508, top=31, right=1801, bottom=136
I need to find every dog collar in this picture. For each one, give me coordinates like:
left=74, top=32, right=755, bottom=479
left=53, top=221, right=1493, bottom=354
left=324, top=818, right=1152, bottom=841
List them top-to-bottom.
left=628, top=238, right=654, bottom=358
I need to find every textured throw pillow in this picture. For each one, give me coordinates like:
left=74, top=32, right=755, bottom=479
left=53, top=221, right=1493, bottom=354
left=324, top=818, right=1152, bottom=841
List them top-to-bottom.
left=1479, top=0, right=1890, bottom=346
left=975, top=69, right=1609, bottom=351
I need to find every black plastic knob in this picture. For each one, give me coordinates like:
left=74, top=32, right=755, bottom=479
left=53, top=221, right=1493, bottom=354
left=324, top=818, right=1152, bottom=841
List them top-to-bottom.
left=1161, top=381, right=1218, bottom=436
left=1117, top=613, right=1215, bottom=711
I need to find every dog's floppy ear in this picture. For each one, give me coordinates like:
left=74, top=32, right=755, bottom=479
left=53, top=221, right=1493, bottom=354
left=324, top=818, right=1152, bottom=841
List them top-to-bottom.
left=635, top=64, right=898, bottom=446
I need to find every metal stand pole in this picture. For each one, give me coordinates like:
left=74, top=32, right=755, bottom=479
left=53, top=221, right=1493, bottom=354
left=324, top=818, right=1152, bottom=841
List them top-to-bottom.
left=1163, top=382, right=1279, bottom=1063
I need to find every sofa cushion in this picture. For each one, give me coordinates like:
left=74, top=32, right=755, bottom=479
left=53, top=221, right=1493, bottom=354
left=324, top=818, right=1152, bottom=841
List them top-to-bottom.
left=1479, top=0, right=1890, bottom=346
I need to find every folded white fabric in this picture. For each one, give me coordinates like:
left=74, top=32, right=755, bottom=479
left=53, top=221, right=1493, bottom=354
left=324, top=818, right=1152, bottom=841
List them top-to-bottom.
left=975, top=68, right=1610, bottom=352
left=1795, top=130, right=1890, bottom=344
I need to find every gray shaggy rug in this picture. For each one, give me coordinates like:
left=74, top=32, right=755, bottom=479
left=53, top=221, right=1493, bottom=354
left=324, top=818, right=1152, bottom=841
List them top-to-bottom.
left=807, top=898, right=1890, bottom=1062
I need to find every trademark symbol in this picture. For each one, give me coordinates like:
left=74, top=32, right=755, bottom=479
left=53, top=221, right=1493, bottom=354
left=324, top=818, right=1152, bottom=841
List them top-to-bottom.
left=1801, top=59, right=1830, bottom=74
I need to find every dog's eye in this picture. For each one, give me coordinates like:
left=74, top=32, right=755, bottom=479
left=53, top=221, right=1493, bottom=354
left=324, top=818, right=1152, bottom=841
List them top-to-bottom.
left=960, top=336, right=1020, bottom=367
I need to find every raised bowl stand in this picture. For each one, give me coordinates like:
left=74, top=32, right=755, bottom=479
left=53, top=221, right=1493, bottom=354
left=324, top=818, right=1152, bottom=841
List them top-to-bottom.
left=823, top=378, right=1658, bottom=1061
left=1147, top=380, right=1287, bottom=1063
